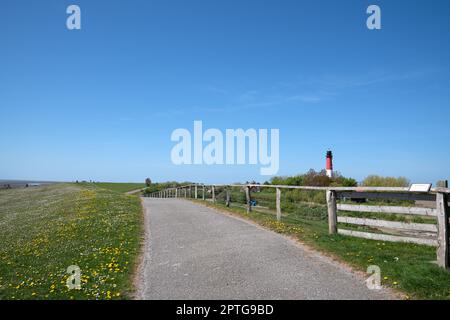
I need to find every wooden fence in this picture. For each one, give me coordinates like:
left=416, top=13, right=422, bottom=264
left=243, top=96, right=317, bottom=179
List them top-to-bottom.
left=146, top=183, right=450, bottom=269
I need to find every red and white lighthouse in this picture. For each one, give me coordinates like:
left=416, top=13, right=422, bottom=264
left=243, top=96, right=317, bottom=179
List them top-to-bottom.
left=326, top=150, right=333, bottom=178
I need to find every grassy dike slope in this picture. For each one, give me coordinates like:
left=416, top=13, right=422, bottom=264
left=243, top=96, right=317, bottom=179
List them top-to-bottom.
left=92, top=183, right=146, bottom=193
left=0, top=184, right=142, bottom=300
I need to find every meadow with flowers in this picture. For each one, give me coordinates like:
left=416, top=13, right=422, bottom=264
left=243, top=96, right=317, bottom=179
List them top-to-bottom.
left=0, top=184, right=142, bottom=300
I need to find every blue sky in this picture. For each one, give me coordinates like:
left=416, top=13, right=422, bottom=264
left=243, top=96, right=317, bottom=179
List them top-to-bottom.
left=1, top=0, right=450, bottom=184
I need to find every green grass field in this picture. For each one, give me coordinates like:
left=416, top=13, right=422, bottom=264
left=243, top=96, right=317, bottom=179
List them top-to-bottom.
left=91, top=182, right=146, bottom=193
left=0, top=184, right=142, bottom=300
left=193, top=199, right=450, bottom=300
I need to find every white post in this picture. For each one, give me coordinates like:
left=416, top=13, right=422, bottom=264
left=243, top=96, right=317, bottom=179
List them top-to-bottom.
left=195, top=185, right=198, bottom=199
left=245, top=186, right=251, bottom=213
left=276, top=188, right=282, bottom=221
left=327, top=190, right=338, bottom=234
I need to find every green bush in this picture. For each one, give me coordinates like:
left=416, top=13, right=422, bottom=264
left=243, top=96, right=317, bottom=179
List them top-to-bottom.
left=362, top=175, right=410, bottom=187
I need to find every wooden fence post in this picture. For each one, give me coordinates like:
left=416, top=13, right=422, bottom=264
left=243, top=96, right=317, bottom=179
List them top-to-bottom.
left=195, top=185, right=198, bottom=199
left=202, top=185, right=205, bottom=200
left=212, top=186, right=216, bottom=203
left=246, top=186, right=252, bottom=213
left=175, top=188, right=178, bottom=198
left=226, top=188, right=230, bottom=207
left=276, top=188, right=282, bottom=221
left=326, top=190, right=338, bottom=234
left=436, top=192, right=449, bottom=268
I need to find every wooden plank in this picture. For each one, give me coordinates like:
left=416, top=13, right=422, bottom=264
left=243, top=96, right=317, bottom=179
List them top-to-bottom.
left=203, top=184, right=450, bottom=194
left=234, top=184, right=410, bottom=192
left=202, top=185, right=205, bottom=200
left=212, top=186, right=216, bottom=203
left=434, top=187, right=450, bottom=194
left=276, top=188, right=281, bottom=221
left=327, top=190, right=338, bottom=234
left=336, top=191, right=435, bottom=202
left=436, top=192, right=449, bottom=268
left=337, top=204, right=437, bottom=216
left=337, top=216, right=437, bottom=233
left=338, top=229, right=438, bottom=247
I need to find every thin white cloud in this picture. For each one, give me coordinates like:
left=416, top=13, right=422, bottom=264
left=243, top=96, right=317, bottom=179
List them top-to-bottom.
left=153, top=68, right=438, bottom=117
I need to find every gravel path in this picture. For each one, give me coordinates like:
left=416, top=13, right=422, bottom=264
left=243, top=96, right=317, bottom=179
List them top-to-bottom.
left=136, top=198, right=395, bottom=300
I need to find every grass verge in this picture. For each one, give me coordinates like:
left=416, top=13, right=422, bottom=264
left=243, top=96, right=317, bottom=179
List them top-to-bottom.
left=91, top=182, right=146, bottom=193
left=0, top=183, right=142, bottom=300
left=192, top=199, right=450, bottom=300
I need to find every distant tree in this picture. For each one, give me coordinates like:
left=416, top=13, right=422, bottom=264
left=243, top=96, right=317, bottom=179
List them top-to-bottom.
left=303, top=169, right=331, bottom=187
left=269, top=170, right=359, bottom=188
left=331, top=172, right=358, bottom=187
left=269, top=175, right=304, bottom=186
left=341, top=177, right=358, bottom=187
left=145, top=178, right=152, bottom=187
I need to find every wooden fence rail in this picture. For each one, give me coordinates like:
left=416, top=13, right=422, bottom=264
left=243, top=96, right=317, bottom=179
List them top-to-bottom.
left=146, top=183, right=450, bottom=269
